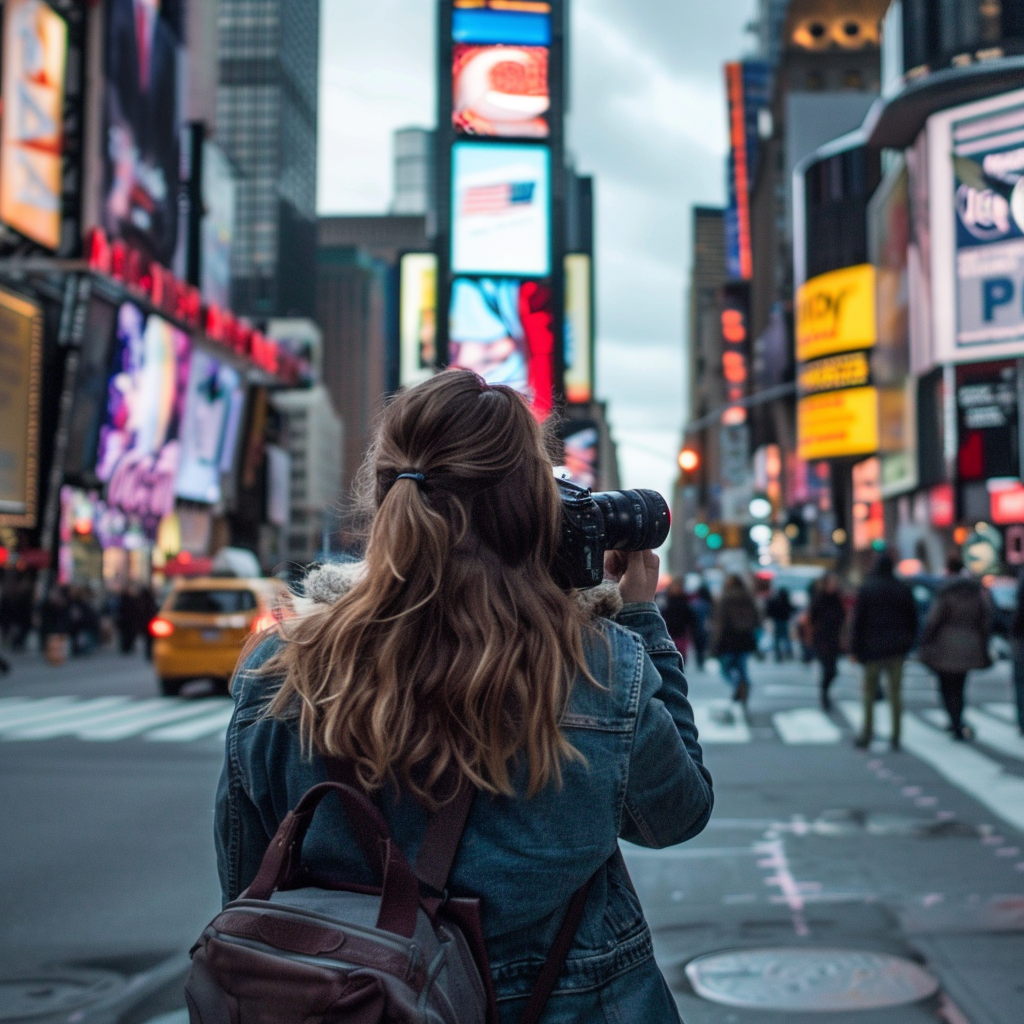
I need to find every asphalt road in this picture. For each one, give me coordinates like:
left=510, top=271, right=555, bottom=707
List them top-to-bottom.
left=1, top=645, right=1022, bottom=1023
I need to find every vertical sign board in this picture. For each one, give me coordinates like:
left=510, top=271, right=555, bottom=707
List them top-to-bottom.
left=0, top=0, right=68, bottom=250
left=439, top=0, right=563, bottom=418
left=399, top=253, right=438, bottom=388
left=564, top=253, right=592, bottom=404
left=0, top=288, right=42, bottom=527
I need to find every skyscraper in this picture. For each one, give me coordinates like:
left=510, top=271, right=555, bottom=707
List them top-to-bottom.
left=216, top=0, right=319, bottom=319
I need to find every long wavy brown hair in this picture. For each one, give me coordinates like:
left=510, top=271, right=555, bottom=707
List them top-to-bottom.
left=260, top=371, right=592, bottom=803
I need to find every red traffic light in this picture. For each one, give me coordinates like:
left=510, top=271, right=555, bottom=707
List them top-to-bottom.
left=678, top=449, right=700, bottom=473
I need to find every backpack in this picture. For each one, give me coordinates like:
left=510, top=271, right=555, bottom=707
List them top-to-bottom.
left=185, top=769, right=596, bottom=1024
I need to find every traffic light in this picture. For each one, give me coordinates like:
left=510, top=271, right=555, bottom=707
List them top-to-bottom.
left=678, top=448, right=700, bottom=473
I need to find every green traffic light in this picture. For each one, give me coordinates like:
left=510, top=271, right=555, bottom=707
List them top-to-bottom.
left=695, top=523, right=710, bottom=539
left=707, top=533, right=723, bottom=550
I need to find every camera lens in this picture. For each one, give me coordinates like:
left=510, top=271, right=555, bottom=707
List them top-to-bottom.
left=592, top=489, right=671, bottom=551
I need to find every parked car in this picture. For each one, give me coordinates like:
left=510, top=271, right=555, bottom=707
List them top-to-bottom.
left=149, top=576, right=292, bottom=696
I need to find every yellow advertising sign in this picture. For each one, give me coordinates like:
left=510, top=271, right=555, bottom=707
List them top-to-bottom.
left=0, top=0, right=68, bottom=250
left=564, top=254, right=592, bottom=404
left=796, top=264, right=877, bottom=362
left=0, top=287, right=41, bottom=526
left=798, top=351, right=870, bottom=395
left=798, top=386, right=879, bottom=461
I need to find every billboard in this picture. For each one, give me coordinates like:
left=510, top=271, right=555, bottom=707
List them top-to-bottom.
left=0, top=0, right=68, bottom=250
left=102, top=0, right=182, bottom=266
left=452, top=0, right=551, bottom=47
left=453, top=45, right=549, bottom=138
left=926, top=87, right=1024, bottom=365
left=200, top=141, right=235, bottom=308
left=451, top=142, right=550, bottom=276
left=399, top=253, right=438, bottom=387
left=564, top=253, right=591, bottom=404
left=796, top=264, right=877, bottom=362
left=448, top=276, right=553, bottom=417
left=0, top=287, right=40, bottom=526
left=96, top=304, right=191, bottom=530
left=175, top=351, right=244, bottom=505
left=797, top=386, right=879, bottom=461
left=560, top=420, right=599, bottom=490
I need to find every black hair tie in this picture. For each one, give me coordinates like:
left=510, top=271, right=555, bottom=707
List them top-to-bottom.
left=395, top=471, right=426, bottom=485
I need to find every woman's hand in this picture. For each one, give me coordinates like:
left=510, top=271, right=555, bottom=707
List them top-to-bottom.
left=604, top=549, right=660, bottom=605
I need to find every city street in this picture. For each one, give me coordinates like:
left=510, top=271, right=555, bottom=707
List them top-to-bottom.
left=1, top=646, right=1022, bottom=1022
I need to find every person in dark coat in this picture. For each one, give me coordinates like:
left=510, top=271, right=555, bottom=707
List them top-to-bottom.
left=850, top=551, right=918, bottom=750
left=919, top=555, right=991, bottom=740
left=1010, top=569, right=1024, bottom=736
left=809, top=572, right=846, bottom=711
left=710, top=574, right=761, bottom=704
left=658, top=578, right=695, bottom=658
left=689, top=584, right=712, bottom=669
left=117, top=585, right=140, bottom=655
left=766, top=586, right=795, bottom=662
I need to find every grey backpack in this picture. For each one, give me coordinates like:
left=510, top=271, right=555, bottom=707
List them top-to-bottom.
left=185, top=776, right=595, bottom=1024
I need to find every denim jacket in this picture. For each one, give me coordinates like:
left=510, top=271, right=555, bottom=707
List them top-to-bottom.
left=215, top=597, right=713, bottom=1024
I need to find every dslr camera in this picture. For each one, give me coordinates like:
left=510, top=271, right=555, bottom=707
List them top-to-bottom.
left=554, top=477, right=671, bottom=590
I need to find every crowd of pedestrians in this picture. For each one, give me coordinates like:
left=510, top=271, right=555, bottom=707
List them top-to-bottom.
left=659, top=548, right=1024, bottom=743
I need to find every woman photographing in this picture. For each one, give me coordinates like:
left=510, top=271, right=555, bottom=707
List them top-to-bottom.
left=215, top=371, right=713, bottom=1022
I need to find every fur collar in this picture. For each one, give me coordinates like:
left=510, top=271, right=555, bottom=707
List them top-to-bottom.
left=302, top=560, right=623, bottom=620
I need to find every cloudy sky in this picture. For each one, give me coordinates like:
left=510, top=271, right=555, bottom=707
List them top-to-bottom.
left=317, top=0, right=757, bottom=503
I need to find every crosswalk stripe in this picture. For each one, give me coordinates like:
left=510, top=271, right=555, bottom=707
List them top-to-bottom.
left=0, top=697, right=79, bottom=729
left=0, top=698, right=131, bottom=738
left=691, top=700, right=751, bottom=744
left=76, top=701, right=221, bottom=741
left=840, top=701, right=1024, bottom=834
left=982, top=702, right=1018, bottom=725
left=146, top=703, right=233, bottom=742
left=772, top=708, right=842, bottom=744
left=919, top=708, right=1024, bottom=763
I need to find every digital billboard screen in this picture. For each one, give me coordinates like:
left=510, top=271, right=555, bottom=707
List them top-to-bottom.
left=0, top=0, right=68, bottom=250
left=102, top=0, right=182, bottom=266
left=452, top=0, right=551, bottom=47
left=453, top=44, right=549, bottom=138
left=200, top=141, right=235, bottom=308
left=451, top=142, right=550, bottom=276
left=399, top=253, right=437, bottom=387
left=564, top=253, right=592, bottom=404
left=449, top=276, right=554, bottom=417
left=0, top=287, right=40, bottom=527
left=96, top=304, right=191, bottom=531
left=175, top=351, right=243, bottom=505
left=560, top=421, right=599, bottom=490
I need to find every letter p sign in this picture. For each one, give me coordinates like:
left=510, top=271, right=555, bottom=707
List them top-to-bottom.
left=983, top=277, right=1015, bottom=322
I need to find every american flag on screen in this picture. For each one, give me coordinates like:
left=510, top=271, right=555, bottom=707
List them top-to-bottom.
left=462, top=181, right=536, bottom=215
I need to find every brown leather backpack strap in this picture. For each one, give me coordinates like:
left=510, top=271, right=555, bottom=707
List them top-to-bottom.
left=415, top=781, right=475, bottom=898
left=517, top=873, right=597, bottom=1024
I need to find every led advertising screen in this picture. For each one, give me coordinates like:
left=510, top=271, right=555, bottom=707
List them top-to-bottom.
left=0, top=0, right=68, bottom=250
left=102, top=0, right=182, bottom=266
left=452, top=0, right=551, bottom=47
left=453, top=44, right=549, bottom=138
left=927, top=87, right=1024, bottom=365
left=200, top=141, right=235, bottom=308
left=451, top=142, right=550, bottom=276
left=399, top=253, right=438, bottom=387
left=564, top=253, right=592, bottom=404
left=796, top=264, right=877, bottom=362
left=449, top=276, right=554, bottom=417
left=0, top=287, right=40, bottom=527
left=96, top=304, right=191, bottom=531
left=175, top=351, right=243, bottom=505
left=560, top=421, right=599, bottom=490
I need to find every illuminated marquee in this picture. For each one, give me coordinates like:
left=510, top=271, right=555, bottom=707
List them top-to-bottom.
left=796, top=264, right=877, bottom=362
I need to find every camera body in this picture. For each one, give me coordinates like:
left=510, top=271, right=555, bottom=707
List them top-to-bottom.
left=554, top=477, right=671, bottom=590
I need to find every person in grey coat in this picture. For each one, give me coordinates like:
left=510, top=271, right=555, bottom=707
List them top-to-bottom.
left=918, top=555, right=991, bottom=741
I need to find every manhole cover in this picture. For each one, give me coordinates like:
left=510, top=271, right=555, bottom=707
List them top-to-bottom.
left=685, top=948, right=939, bottom=1011
left=0, top=969, right=123, bottom=1020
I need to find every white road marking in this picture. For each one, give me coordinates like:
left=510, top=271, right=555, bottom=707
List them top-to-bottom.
left=0, top=697, right=79, bottom=730
left=2, top=698, right=133, bottom=739
left=691, top=699, right=751, bottom=744
left=76, top=701, right=219, bottom=741
left=841, top=701, right=1024, bottom=834
left=146, top=702, right=233, bottom=742
left=982, top=702, right=1017, bottom=724
left=772, top=708, right=842, bottom=744
left=964, top=709, right=1024, bottom=762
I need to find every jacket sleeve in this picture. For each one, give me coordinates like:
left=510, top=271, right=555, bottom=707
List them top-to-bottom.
left=614, top=602, right=714, bottom=849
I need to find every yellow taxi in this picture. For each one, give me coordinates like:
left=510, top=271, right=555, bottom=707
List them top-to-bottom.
left=149, top=576, right=292, bottom=696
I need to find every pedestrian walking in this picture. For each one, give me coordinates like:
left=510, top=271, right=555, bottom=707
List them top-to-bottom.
left=216, top=371, right=712, bottom=1022
left=850, top=551, right=918, bottom=750
left=918, top=555, right=991, bottom=741
left=1010, top=569, right=1024, bottom=736
left=809, top=573, right=846, bottom=711
left=710, top=574, right=760, bottom=704
left=659, top=577, right=695, bottom=657
left=690, top=583, right=712, bottom=669
left=117, top=585, right=140, bottom=654
left=40, top=586, right=72, bottom=666
left=766, top=586, right=795, bottom=662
